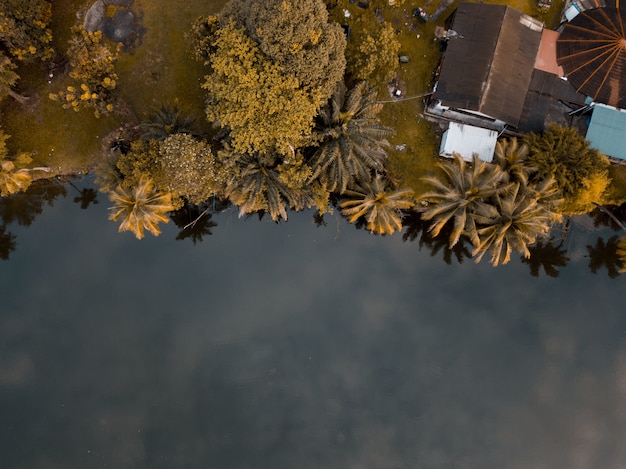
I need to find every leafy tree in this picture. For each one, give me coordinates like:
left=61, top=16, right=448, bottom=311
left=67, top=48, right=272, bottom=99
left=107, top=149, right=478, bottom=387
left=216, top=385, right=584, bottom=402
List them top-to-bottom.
left=0, top=0, right=53, bottom=62
left=220, top=0, right=346, bottom=102
left=193, top=20, right=321, bottom=155
left=346, top=22, right=400, bottom=85
left=49, top=27, right=119, bottom=118
left=0, top=51, right=22, bottom=102
left=309, top=81, right=392, bottom=193
left=524, top=124, right=611, bottom=214
left=112, top=134, right=225, bottom=208
left=154, top=134, right=224, bottom=205
left=419, top=154, right=508, bottom=248
left=107, top=175, right=175, bottom=239
left=339, top=176, right=414, bottom=235
left=472, top=183, right=556, bottom=266
left=520, top=237, right=569, bottom=277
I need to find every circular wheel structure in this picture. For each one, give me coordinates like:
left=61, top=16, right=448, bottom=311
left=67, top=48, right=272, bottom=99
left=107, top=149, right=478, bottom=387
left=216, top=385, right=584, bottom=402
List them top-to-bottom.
left=557, top=7, right=626, bottom=109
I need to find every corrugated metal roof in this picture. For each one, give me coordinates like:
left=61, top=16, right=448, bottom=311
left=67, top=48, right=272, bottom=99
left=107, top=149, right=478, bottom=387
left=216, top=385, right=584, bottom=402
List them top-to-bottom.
left=434, top=2, right=543, bottom=127
left=557, top=7, right=626, bottom=109
left=586, top=104, right=626, bottom=160
left=439, top=122, right=498, bottom=162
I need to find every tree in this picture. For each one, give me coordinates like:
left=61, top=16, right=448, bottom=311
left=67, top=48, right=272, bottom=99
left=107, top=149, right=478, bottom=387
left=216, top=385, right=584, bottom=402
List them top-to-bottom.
left=0, top=0, right=53, bottom=62
left=220, top=0, right=346, bottom=102
left=193, top=20, right=321, bottom=155
left=346, top=22, right=401, bottom=85
left=49, top=27, right=119, bottom=118
left=0, top=51, right=22, bottom=102
left=309, top=81, right=392, bottom=193
left=140, top=102, right=201, bottom=141
left=524, top=124, right=611, bottom=214
left=0, top=130, right=40, bottom=196
left=111, top=134, right=225, bottom=208
left=154, top=134, right=224, bottom=205
left=493, top=137, right=535, bottom=185
left=220, top=149, right=321, bottom=221
left=419, top=154, right=508, bottom=248
left=107, top=176, right=175, bottom=239
left=339, top=176, right=414, bottom=235
left=472, top=183, right=557, bottom=266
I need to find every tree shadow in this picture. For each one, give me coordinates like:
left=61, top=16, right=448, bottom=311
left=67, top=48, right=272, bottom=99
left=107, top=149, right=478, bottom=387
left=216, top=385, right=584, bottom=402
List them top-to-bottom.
left=170, top=201, right=221, bottom=245
left=401, top=211, right=473, bottom=265
left=587, top=235, right=622, bottom=279
left=520, top=237, right=569, bottom=278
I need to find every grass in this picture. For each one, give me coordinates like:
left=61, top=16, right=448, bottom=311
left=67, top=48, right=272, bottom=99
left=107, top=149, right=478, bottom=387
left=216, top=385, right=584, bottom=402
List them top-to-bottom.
left=0, top=0, right=227, bottom=173
left=1, top=0, right=622, bottom=208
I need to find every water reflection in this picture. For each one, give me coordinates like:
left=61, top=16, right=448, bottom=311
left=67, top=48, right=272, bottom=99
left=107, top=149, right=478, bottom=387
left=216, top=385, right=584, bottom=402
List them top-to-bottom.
left=1, top=178, right=626, bottom=468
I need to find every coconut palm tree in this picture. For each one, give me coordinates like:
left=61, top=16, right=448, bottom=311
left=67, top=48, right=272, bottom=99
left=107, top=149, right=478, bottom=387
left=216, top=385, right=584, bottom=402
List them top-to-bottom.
left=309, top=81, right=393, bottom=194
left=139, top=101, right=200, bottom=140
left=492, top=137, right=536, bottom=185
left=223, top=151, right=306, bottom=222
left=419, top=153, right=509, bottom=248
left=0, top=160, right=33, bottom=196
left=108, top=176, right=175, bottom=239
left=339, top=176, right=414, bottom=235
left=472, top=183, right=555, bottom=266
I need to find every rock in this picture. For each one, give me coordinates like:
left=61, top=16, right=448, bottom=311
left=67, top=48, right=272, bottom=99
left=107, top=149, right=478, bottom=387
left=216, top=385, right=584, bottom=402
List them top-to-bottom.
left=83, top=0, right=105, bottom=32
left=102, top=10, right=135, bottom=43
left=399, top=55, right=410, bottom=63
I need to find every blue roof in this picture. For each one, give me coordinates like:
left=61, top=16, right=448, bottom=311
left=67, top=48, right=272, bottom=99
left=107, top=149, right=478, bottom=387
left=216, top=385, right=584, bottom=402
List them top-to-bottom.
left=586, top=104, right=626, bottom=161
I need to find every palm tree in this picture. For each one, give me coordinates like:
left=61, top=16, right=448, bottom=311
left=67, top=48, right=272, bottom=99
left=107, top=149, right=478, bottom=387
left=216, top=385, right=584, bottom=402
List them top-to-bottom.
left=309, top=81, right=393, bottom=194
left=139, top=101, right=200, bottom=140
left=493, top=137, right=535, bottom=185
left=223, top=152, right=304, bottom=222
left=419, top=153, right=509, bottom=248
left=0, top=160, right=33, bottom=196
left=108, top=176, right=175, bottom=239
left=339, top=176, right=414, bottom=235
left=472, top=183, right=555, bottom=266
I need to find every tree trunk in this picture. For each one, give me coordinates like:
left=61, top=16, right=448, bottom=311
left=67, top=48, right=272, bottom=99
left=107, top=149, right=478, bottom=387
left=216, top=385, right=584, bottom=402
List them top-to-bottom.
left=8, top=89, right=29, bottom=105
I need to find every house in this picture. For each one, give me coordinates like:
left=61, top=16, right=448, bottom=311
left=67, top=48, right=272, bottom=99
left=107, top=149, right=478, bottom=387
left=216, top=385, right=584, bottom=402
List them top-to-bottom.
left=428, top=2, right=544, bottom=131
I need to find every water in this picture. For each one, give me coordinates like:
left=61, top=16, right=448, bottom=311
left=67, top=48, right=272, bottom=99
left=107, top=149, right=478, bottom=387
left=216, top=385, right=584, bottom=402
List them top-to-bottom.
left=1, top=177, right=625, bottom=468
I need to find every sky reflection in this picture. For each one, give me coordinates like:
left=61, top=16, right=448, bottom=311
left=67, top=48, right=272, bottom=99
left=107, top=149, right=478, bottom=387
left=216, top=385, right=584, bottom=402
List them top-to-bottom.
left=1, top=181, right=625, bottom=469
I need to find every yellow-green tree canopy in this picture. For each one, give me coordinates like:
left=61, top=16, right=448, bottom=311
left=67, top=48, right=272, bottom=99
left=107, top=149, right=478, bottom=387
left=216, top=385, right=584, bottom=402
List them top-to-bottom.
left=0, top=0, right=53, bottom=62
left=220, top=0, right=346, bottom=102
left=194, top=21, right=321, bottom=155
left=346, top=22, right=400, bottom=85
left=49, top=27, right=119, bottom=118
left=0, top=51, right=19, bottom=101
left=524, top=124, right=611, bottom=214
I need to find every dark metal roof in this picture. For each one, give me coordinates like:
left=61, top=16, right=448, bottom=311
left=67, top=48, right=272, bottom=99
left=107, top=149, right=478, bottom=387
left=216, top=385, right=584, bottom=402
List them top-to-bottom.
left=434, top=2, right=543, bottom=127
left=557, top=7, right=626, bottom=109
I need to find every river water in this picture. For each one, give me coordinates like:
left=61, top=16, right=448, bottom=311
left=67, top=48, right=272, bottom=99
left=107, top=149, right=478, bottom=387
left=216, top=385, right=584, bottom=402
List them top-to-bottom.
left=1, top=177, right=625, bottom=468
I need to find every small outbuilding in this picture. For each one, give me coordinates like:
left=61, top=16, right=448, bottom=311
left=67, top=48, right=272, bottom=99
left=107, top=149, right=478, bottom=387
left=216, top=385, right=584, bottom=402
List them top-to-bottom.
left=585, top=104, right=626, bottom=161
left=439, top=123, right=498, bottom=162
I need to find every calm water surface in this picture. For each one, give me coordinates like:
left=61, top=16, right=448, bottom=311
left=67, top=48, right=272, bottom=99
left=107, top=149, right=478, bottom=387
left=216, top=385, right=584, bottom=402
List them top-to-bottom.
left=1, top=178, right=625, bottom=468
